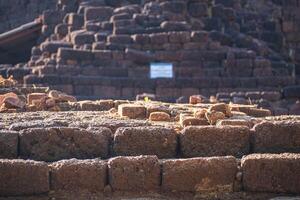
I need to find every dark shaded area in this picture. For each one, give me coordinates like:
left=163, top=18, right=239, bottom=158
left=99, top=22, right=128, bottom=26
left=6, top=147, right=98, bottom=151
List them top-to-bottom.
left=0, top=21, right=42, bottom=65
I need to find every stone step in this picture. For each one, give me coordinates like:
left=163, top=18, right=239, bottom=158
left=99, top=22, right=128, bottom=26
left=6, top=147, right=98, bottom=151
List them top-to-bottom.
left=23, top=75, right=295, bottom=98
left=1, top=121, right=300, bottom=161
left=0, top=153, right=300, bottom=197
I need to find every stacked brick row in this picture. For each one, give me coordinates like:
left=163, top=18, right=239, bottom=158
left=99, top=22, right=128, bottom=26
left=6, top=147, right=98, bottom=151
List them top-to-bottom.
left=23, top=0, right=295, bottom=99
left=1, top=121, right=300, bottom=161
left=1, top=154, right=300, bottom=196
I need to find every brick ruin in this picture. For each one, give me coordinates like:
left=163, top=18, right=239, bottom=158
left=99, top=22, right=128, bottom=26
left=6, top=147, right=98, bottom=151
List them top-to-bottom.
left=0, top=0, right=299, bottom=102
left=1, top=0, right=300, bottom=199
left=1, top=96, right=300, bottom=199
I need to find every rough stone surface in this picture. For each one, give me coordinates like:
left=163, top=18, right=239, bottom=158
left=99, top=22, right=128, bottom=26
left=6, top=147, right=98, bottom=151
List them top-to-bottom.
left=118, top=104, right=146, bottom=119
left=149, top=112, right=170, bottom=121
left=216, top=119, right=253, bottom=128
left=253, top=121, right=300, bottom=153
left=180, top=126, right=250, bottom=157
left=19, top=127, right=112, bottom=161
left=113, top=127, right=177, bottom=158
left=0, top=130, right=18, bottom=159
left=242, top=154, right=300, bottom=193
left=108, top=156, right=160, bottom=191
left=162, top=156, right=237, bottom=192
left=0, top=159, right=49, bottom=196
left=50, top=159, right=107, bottom=192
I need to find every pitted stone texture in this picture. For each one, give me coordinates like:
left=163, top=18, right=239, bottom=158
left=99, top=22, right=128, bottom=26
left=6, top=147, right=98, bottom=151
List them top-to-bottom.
left=85, top=7, right=113, bottom=21
left=118, top=104, right=146, bottom=119
left=216, top=119, right=253, bottom=128
left=253, top=121, right=300, bottom=153
left=180, top=126, right=250, bottom=158
left=20, top=127, right=112, bottom=161
left=113, top=127, right=177, bottom=158
left=0, top=130, right=18, bottom=159
left=242, top=154, right=300, bottom=193
left=108, top=156, right=160, bottom=191
left=162, top=156, right=237, bottom=192
left=0, top=159, right=49, bottom=196
left=50, top=159, right=107, bottom=192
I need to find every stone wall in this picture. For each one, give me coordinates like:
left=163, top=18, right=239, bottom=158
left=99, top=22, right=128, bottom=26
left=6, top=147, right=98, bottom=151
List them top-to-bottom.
left=1, top=0, right=300, bottom=100
left=17, top=0, right=296, bottom=100
left=0, top=102, right=300, bottom=197
left=1, top=118, right=300, bottom=196
left=2, top=121, right=300, bottom=161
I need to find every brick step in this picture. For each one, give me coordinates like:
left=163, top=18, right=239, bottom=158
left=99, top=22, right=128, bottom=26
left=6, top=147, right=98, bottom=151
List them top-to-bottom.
left=31, top=62, right=294, bottom=78
left=24, top=75, right=295, bottom=98
left=0, top=87, right=48, bottom=95
left=1, top=121, right=300, bottom=161
left=0, top=154, right=300, bottom=197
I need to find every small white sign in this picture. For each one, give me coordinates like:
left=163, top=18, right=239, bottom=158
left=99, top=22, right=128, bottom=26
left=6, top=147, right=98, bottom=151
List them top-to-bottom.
left=150, top=63, right=173, bottom=79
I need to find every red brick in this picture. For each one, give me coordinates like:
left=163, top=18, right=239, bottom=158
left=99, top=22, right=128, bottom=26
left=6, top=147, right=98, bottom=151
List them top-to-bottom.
left=253, top=121, right=300, bottom=153
left=180, top=126, right=250, bottom=157
left=20, top=127, right=111, bottom=161
left=113, top=127, right=177, bottom=158
left=0, top=130, right=18, bottom=159
left=242, top=154, right=300, bottom=193
left=108, top=156, right=160, bottom=191
left=162, top=156, right=237, bottom=192
left=0, top=159, right=49, bottom=195
left=50, top=159, right=107, bottom=192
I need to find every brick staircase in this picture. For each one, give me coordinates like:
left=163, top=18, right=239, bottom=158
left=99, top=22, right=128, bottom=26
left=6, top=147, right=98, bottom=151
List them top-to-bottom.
left=12, top=0, right=297, bottom=101
left=1, top=106, right=300, bottom=199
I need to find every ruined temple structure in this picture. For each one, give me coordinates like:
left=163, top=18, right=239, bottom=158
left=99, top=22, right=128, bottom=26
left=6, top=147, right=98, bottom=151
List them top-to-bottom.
left=0, top=0, right=299, bottom=102
left=1, top=1, right=300, bottom=199
left=1, top=87, right=300, bottom=199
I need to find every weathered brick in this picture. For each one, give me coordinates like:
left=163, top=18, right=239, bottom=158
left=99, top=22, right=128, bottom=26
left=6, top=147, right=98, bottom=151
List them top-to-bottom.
left=85, top=7, right=113, bottom=21
left=67, top=13, right=84, bottom=28
left=161, top=21, right=190, bottom=31
left=55, top=23, right=69, bottom=36
left=70, top=30, right=95, bottom=45
left=169, top=31, right=191, bottom=43
left=191, top=31, right=209, bottom=43
left=150, top=33, right=169, bottom=45
left=107, top=34, right=133, bottom=44
left=132, top=34, right=150, bottom=45
left=41, top=41, right=73, bottom=53
left=57, top=48, right=94, bottom=62
left=125, top=48, right=155, bottom=64
left=27, top=93, right=47, bottom=105
left=118, top=104, right=146, bottom=119
left=149, top=112, right=171, bottom=121
left=216, top=119, right=253, bottom=128
left=253, top=121, right=300, bottom=153
left=180, top=126, right=250, bottom=157
left=20, top=127, right=111, bottom=161
left=114, top=127, right=177, bottom=158
left=0, top=130, right=18, bottom=159
left=242, top=154, right=300, bottom=193
left=108, top=156, right=160, bottom=191
left=162, top=156, right=237, bottom=192
left=0, top=159, right=49, bottom=195
left=50, top=159, right=107, bottom=192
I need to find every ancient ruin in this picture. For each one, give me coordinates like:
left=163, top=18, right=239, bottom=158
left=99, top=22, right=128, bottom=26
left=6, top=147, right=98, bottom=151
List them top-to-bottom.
left=0, top=0, right=300, bottom=199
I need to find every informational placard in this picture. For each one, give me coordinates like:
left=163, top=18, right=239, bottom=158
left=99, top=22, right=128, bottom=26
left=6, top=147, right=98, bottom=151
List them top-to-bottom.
left=150, top=63, right=173, bottom=79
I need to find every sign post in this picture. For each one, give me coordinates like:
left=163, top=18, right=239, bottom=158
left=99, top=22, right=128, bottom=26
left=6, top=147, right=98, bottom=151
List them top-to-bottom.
left=150, top=63, right=174, bottom=79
